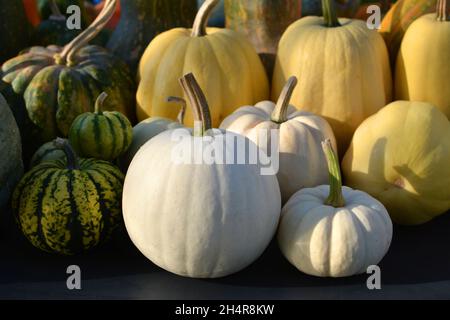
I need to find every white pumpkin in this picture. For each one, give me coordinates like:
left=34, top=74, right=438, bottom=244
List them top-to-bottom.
left=123, top=73, right=281, bottom=278
left=220, top=77, right=337, bottom=203
left=120, top=97, right=186, bottom=171
left=278, top=140, right=393, bottom=277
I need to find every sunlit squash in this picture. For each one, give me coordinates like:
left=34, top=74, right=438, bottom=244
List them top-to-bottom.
left=137, top=0, right=269, bottom=128
left=272, top=0, right=392, bottom=154
left=395, top=0, right=450, bottom=119
left=342, top=101, right=450, bottom=225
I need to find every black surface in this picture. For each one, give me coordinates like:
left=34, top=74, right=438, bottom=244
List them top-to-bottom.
left=1, top=210, right=450, bottom=299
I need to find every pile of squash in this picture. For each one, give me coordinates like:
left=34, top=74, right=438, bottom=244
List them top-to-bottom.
left=0, top=0, right=449, bottom=280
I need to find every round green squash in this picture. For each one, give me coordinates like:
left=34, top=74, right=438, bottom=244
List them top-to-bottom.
left=0, top=0, right=32, bottom=63
left=1, top=0, right=135, bottom=142
left=106, top=0, right=197, bottom=73
left=69, top=92, right=133, bottom=161
left=0, top=93, right=24, bottom=211
left=12, top=138, right=124, bottom=255
left=30, top=138, right=68, bottom=167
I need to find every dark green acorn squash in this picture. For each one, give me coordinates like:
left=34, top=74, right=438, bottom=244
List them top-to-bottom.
left=0, top=0, right=32, bottom=63
left=1, top=0, right=135, bottom=142
left=106, top=0, right=197, bottom=73
left=12, top=138, right=124, bottom=255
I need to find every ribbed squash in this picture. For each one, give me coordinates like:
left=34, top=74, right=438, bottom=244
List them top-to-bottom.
left=1, top=0, right=135, bottom=141
left=107, top=0, right=197, bottom=73
left=137, top=0, right=269, bottom=128
left=272, top=0, right=392, bottom=154
left=380, top=0, right=437, bottom=65
left=395, top=0, right=450, bottom=119
left=69, top=92, right=133, bottom=161
left=0, top=94, right=24, bottom=211
left=342, top=101, right=450, bottom=225
left=30, top=138, right=67, bottom=167
left=12, top=139, right=124, bottom=255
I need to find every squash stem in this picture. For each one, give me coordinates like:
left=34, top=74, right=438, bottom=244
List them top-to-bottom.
left=55, top=0, right=117, bottom=66
left=191, top=0, right=220, bottom=37
left=322, top=0, right=341, bottom=27
left=437, top=0, right=449, bottom=21
left=179, top=73, right=212, bottom=136
left=271, top=77, right=298, bottom=124
left=94, top=92, right=108, bottom=114
left=167, top=96, right=187, bottom=125
left=54, top=138, right=80, bottom=170
left=322, top=139, right=345, bottom=208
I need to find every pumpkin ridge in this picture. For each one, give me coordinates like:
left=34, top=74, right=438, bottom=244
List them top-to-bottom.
left=104, top=115, right=118, bottom=160
left=66, top=170, right=84, bottom=254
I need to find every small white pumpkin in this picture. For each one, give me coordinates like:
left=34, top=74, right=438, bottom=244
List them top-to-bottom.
left=123, top=73, right=281, bottom=278
left=220, top=77, right=337, bottom=203
left=119, top=97, right=186, bottom=171
left=278, top=140, right=393, bottom=277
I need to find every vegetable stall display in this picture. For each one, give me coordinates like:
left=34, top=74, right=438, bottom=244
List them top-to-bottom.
left=0, top=0, right=31, bottom=63
left=1, top=0, right=135, bottom=142
left=107, top=0, right=197, bottom=73
left=137, top=0, right=269, bottom=128
left=224, top=0, right=302, bottom=78
left=272, top=0, right=392, bottom=154
left=380, top=0, right=437, bottom=66
left=395, top=0, right=449, bottom=119
left=123, top=73, right=281, bottom=278
left=220, top=76, right=337, bottom=203
left=69, top=92, right=133, bottom=161
left=0, top=94, right=24, bottom=212
left=120, top=97, right=186, bottom=171
left=342, top=101, right=450, bottom=225
left=12, top=139, right=124, bottom=255
left=278, top=139, right=393, bottom=277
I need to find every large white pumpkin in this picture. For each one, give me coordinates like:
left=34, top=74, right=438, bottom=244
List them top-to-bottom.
left=123, top=74, right=281, bottom=278
left=220, top=77, right=337, bottom=203
left=277, top=140, right=393, bottom=277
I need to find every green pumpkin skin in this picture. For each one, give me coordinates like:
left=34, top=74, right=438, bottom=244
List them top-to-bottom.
left=1, top=1, right=135, bottom=141
left=69, top=93, right=133, bottom=161
left=30, top=139, right=68, bottom=167
left=12, top=141, right=124, bottom=255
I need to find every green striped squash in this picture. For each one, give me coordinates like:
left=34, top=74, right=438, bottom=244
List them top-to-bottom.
left=69, top=92, right=133, bottom=161
left=30, top=138, right=68, bottom=167
left=12, top=139, right=124, bottom=255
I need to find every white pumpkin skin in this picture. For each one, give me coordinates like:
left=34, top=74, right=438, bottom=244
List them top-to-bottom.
left=220, top=101, right=337, bottom=203
left=123, top=128, right=281, bottom=278
left=278, top=185, right=393, bottom=277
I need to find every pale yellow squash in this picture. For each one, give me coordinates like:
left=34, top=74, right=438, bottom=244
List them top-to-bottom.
left=137, top=0, right=269, bottom=127
left=272, top=0, right=392, bottom=154
left=395, top=0, right=450, bottom=119
left=342, top=101, right=450, bottom=225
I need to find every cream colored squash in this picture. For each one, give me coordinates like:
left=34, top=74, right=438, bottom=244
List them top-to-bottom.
left=136, top=0, right=269, bottom=127
left=272, top=0, right=392, bottom=154
left=395, top=0, right=450, bottom=119
left=123, top=73, right=281, bottom=278
left=220, top=77, right=337, bottom=203
left=119, top=97, right=186, bottom=171
left=342, top=101, right=450, bottom=225
left=278, top=140, right=393, bottom=277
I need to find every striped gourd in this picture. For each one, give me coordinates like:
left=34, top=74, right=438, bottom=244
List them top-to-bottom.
left=69, top=92, right=133, bottom=161
left=30, top=138, right=68, bottom=167
left=12, top=139, right=124, bottom=255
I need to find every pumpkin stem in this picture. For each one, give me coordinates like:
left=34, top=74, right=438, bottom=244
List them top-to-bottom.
left=49, top=0, right=65, bottom=20
left=55, top=0, right=117, bottom=66
left=191, top=0, right=219, bottom=37
left=322, top=0, right=341, bottom=27
left=437, top=0, right=449, bottom=21
left=179, top=73, right=212, bottom=136
left=271, top=76, right=298, bottom=124
left=94, top=92, right=108, bottom=114
left=167, top=96, right=187, bottom=125
left=54, top=138, right=80, bottom=170
left=322, top=139, right=345, bottom=208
